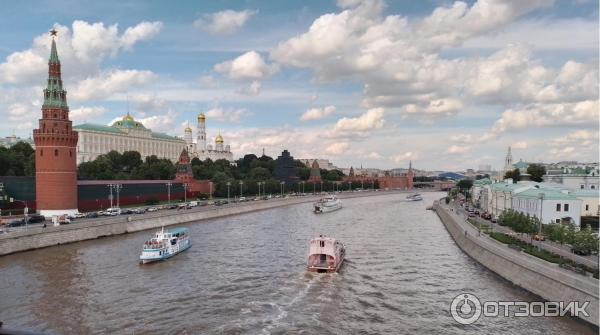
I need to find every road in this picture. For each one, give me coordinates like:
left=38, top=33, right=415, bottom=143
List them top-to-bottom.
left=452, top=201, right=599, bottom=270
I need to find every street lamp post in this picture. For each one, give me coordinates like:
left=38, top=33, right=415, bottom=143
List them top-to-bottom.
left=226, top=181, right=231, bottom=203
left=239, top=181, right=244, bottom=198
left=280, top=181, right=285, bottom=197
left=320, top=181, right=323, bottom=193
left=166, top=182, right=172, bottom=205
left=183, top=183, right=188, bottom=203
left=107, top=184, right=114, bottom=209
left=115, top=184, right=122, bottom=208
left=538, top=193, right=544, bottom=251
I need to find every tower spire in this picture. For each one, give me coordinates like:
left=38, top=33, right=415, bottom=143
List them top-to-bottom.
left=49, top=29, right=59, bottom=63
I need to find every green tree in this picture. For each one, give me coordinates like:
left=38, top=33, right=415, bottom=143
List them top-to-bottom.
left=526, top=164, right=546, bottom=182
left=249, top=167, right=271, bottom=180
left=504, top=168, right=521, bottom=183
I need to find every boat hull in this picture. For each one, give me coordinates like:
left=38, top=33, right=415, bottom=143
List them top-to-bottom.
left=314, top=202, right=342, bottom=214
left=140, top=239, right=191, bottom=264
left=307, top=256, right=345, bottom=273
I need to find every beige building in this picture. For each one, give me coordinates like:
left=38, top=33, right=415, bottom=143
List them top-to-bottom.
left=74, top=113, right=186, bottom=164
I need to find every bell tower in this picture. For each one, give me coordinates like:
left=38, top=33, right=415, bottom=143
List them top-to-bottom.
left=32, top=29, right=79, bottom=216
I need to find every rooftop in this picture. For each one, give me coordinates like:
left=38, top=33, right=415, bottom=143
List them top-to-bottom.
left=514, top=188, right=579, bottom=201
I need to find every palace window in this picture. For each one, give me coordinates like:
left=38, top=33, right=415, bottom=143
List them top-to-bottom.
left=54, top=149, right=58, bottom=156
left=581, top=185, right=585, bottom=189
left=592, top=185, right=596, bottom=190
left=556, top=204, right=561, bottom=212
left=564, top=204, right=569, bottom=211
left=586, top=204, right=589, bottom=211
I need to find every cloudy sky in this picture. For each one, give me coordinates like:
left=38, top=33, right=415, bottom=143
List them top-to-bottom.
left=0, top=0, right=598, bottom=171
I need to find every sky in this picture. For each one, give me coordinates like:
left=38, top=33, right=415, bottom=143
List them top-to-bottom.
left=0, top=0, right=598, bottom=171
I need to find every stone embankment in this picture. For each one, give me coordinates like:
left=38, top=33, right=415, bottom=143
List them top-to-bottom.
left=434, top=201, right=599, bottom=327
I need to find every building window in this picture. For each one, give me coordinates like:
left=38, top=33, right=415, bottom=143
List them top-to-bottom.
left=54, top=149, right=58, bottom=156
left=40, top=150, right=43, bottom=156
left=70, top=150, right=72, bottom=157
left=581, top=185, right=584, bottom=189
left=592, top=185, right=596, bottom=190
left=556, top=204, right=561, bottom=212
left=564, top=204, right=569, bottom=211
left=586, top=204, right=589, bottom=211
left=556, top=219, right=560, bottom=223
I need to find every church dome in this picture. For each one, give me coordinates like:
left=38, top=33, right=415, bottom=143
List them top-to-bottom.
left=113, top=113, right=146, bottom=129
left=123, top=113, right=134, bottom=122
left=197, top=113, right=206, bottom=122
left=184, top=126, right=192, bottom=133
left=215, top=134, right=224, bottom=144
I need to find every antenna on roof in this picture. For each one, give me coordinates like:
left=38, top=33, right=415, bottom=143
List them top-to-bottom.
left=126, top=94, right=130, bottom=116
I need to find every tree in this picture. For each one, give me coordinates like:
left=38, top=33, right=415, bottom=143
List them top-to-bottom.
left=526, top=164, right=546, bottom=182
left=249, top=167, right=271, bottom=180
left=504, top=168, right=521, bottom=183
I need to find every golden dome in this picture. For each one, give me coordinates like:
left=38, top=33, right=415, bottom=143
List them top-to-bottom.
left=123, top=113, right=134, bottom=122
left=197, top=113, right=206, bottom=122
left=184, top=126, right=192, bottom=133
left=215, top=134, right=224, bottom=144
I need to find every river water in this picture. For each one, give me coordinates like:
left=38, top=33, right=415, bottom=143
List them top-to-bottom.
left=0, top=192, right=596, bottom=334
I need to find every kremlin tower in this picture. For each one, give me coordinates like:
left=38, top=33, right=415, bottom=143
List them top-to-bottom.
left=32, top=30, right=79, bottom=215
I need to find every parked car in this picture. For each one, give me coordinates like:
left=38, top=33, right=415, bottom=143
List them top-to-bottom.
left=168, top=204, right=178, bottom=210
left=147, top=207, right=158, bottom=212
left=105, top=208, right=121, bottom=216
left=120, top=209, right=133, bottom=215
left=86, top=212, right=99, bottom=218
left=468, top=212, right=476, bottom=218
left=74, top=213, right=86, bottom=219
left=28, top=214, right=46, bottom=223
left=491, top=218, right=497, bottom=224
left=7, top=219, right=26, bottom=227
left=572, top=247, right=591, bottom=256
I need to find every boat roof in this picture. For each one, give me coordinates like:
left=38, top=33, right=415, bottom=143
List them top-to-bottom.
left=167, top=227, right=188, bottom=234
left=310, top=235, right=339, bottom=243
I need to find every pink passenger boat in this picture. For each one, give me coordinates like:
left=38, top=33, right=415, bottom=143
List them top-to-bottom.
left=307, top=235, right=345, bottom=273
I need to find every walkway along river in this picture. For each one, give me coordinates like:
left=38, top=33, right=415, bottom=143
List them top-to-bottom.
left=0, top=192, right=596, bottom=334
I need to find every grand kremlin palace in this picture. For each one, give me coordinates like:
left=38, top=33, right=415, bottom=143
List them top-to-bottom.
left=73, top=113, right=185, bottom=165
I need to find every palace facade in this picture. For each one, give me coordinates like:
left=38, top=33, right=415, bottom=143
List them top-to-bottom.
left=74, top=113, right=185, bottom=164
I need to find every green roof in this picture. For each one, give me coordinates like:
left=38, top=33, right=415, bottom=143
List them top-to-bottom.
left=49, top=39, right=59, bottom=63
left=112, top=118, right=147, bottom=129
left=74, top=123, right=123, bottom=134
left=152, top=132, right=179, bottom=140
left=513, top=160, right=529, bottom=169
left=473, top=178, right=492, bottom=186
left=490, top=182, right=523, bottom=192
left=515, top=188, right=579, bottom=201
left=570, top=190, right=600, bottom=198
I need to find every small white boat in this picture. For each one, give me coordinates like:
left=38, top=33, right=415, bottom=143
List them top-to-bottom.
left=406, top=193, right=423, bottom=201
left=313, top=195, right=342, bottom=213
left=139, top=227, right=191, bottom=264
left=307, top=235, right=345, bottom=273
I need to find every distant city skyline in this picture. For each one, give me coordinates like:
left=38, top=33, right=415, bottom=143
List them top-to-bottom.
left=0, top=0, right=597, bottom=171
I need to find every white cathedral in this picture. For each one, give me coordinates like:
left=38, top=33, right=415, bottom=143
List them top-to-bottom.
left=183, top=112, right=233, bottom=162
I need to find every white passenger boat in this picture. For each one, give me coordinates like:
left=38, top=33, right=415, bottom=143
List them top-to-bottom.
left=406, top=193, right=423, bottom=201
left=313, top=195, right=342, bottom=213
left=139, top=227, right=191, bottom=264
left=307, top=235, right=345, bottom=273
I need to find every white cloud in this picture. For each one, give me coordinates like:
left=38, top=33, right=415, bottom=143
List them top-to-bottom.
left=193, top=9, right=257, bottom=35
left=120, top=21, right=163, bottom=50
left=215, top=51, right=278, bottom=81
left=71, top=69, right=156, bottom=101
left=129, top=94, right=168, bottom=116
left=491, top=100, right=599, bottom=134
left=301, top=105, right=336, bottom=121
left=70, top=106, right=106, bottom=124
left=206, top=106, right=252, bottom=122
left=334, top=108, right=384, bottom=132
left=135, top=111, right=177, bottom=134
left=552, top=130, right=599, bottom=147
left=512, top=141, right=528, bottom=149
left=325, top=142, right=350, bottom=155
left=447, top=145, right=469, bottom=154
left=391, top=151, right=417, bottom=163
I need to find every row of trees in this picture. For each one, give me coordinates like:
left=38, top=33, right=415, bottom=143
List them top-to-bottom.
left=0, top=142, right=35, bottom=176
left=78, top=151, right=176, bottom=180
left=504, top=164, right=546, bottom=183
left=498, top=209, right=541, bottom=236
left=499, top=209, right=599, bottom=254
left=544, top=223, right=599, bottom=254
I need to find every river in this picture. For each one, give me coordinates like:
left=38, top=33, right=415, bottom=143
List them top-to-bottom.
left=0, top=192, right=595, bottom=334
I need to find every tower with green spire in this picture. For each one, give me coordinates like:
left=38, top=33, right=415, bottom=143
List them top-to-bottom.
left=33, top=29, right=79, bottom=216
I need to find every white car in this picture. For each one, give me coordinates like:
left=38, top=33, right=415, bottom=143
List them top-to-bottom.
left=147, top=207, right=158, bottom=212
left=75, top=213, right=86, bottom=218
